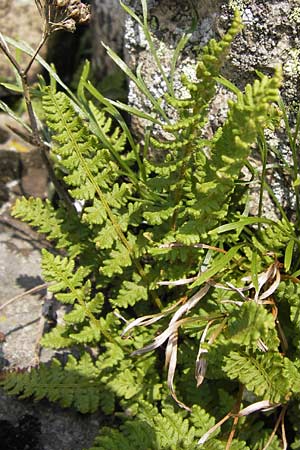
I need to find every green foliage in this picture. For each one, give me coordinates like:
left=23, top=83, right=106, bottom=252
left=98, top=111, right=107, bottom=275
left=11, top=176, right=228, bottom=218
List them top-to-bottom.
left=1, top=2, right=300, bottom=449
left=226, top=301, right=277, bottom=348
left=223, top=351, right=290, bottom=403
left=2, top=354, right=102, bottom=413
left=88, top=403, right=215, bottom=450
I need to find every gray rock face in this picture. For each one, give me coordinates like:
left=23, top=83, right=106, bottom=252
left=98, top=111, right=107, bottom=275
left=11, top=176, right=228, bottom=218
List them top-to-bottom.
left=91, top=0, right=125, bottom=77
left=121, top=0, right=299, bottom=215
left=123, top=0, right=300, bottom=115
left=220, top=1, right=300, bottom=104
left=0, top=219, right=103, bottom=450
left=0, top=221, right=45, bottom=368
left=0, top=390, right=102, bottom=450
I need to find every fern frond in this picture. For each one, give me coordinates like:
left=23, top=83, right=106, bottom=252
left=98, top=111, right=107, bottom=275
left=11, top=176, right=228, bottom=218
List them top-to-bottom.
left=184, top=67, right=282, bottom=234
left=12, top=197, right=89, bottom=257
left=41, top=249, right=90, bottom=300
left=111, top=277, right=148, bottom=308
left=226, top=301, right=277, bottom=349
left=40, top=325, right=73, bottom=348
left=223, top=351, right=290, bottom=403
left=1, top=355, right=103, bottom=413
left=88, top=403, right=216, bottom=450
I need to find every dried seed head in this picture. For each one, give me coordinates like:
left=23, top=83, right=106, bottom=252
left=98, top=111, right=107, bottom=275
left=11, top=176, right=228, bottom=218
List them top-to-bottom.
left=35, top=0, right=91, bottom=34
left=55, top=0, right=69, bottom=6
left=61, top=18, right=77, bottom=32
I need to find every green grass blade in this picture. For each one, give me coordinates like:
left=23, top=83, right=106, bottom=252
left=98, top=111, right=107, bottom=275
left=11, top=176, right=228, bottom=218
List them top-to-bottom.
left=120, top=0, right=143, bottom=26
left=170, top=32, right=192, bottom=95
left=3, top=35, right=76, bottom=103
left=77, top=60, right=90, bottom=104
left=214, top=75, right=241, bottom=96
left=84, top=81, right=136, bottom=152
left=84, top=81, right=145, bottom=185
left=0, top=82, right=23, bottom=93
left=108, top=99, right=162, bottom=125
left=0, top=100, right=32, bottom=132
left=209, top=217, right=276, bottom=235
left=284, top=239, right=294, bottom=272
left=191, top=245, right=243, bottom=288
left=251, top=250, right=259, bottom=292
left=291, top=268, right=300, bottom=278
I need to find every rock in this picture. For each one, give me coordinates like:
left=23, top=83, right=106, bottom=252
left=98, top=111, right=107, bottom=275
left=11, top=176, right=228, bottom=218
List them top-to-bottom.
left=91, top=0, right=126, bottom=78
left=122, top=0, right=299, bottom=215
left=123, top=0, right=300, bottom=118
left=19, top=149, right=48, bottom=199
left=0, top=218, right=103, bottom=450
left=0, top=218, right=52, bottom=369
left=0, top=391, right=102, bottom=450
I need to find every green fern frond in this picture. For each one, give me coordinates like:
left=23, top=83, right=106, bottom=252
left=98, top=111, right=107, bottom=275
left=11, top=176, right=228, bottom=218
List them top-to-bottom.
left=185, top=67, right=282, bottom=234
left=43, top=88, right=112, bottom=200
left=12, top=197, right=89, bottom=257
left=41, top=249, right=91, bottom=300
left=111, top=277, right=148, bottom=308
left=226, top=301, right=277, bottom=348
left=40, top=325, right=73, bottom=348
left=223, top=351, right=290, bottom=403
left=1, top=355, right=103, bottom=413
left=88, top=403, right=216, bottom=450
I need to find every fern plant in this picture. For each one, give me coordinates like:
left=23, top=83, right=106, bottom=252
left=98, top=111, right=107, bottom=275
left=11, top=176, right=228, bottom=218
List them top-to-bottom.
left=1, top=1, right=300, bottom=449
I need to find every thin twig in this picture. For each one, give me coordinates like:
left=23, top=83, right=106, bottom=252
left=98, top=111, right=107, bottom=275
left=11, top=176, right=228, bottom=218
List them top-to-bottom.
left=24, top=31, right=49, bottom=75
left=0, top=283, right=51, bottom=312
left=225, top=385, right=244, bottom=450
left=262, top=406, right=287, bottom=450
left=281, top=406, right=288, bottom=450
left=198, top=413, right=232, bottom=445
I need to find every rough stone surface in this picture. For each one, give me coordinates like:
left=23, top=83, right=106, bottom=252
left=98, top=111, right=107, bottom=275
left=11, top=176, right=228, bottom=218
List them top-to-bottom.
left=91, top=0, right=125, bottom=78
left=122, top=0, right=300, bottom=216
left=123, top=0, right=300, bottom=122
left=0, top=218, right=103, bottom=450
left=0, top=221, right=46, bottom=368
left=0, top=390, right=102, bottom=450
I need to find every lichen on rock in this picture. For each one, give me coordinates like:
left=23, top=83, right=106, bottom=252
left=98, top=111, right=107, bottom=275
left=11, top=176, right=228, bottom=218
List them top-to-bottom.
left=121, top=0, right=300, bottom=217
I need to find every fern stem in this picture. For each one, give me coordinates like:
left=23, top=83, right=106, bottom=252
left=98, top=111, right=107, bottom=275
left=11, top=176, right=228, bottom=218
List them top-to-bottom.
left=49, top=90, right=163, bottom=311
left=170, top=128, right=195, bottom=230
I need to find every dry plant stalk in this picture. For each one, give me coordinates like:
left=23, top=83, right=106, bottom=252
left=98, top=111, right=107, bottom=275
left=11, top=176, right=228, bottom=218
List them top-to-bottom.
left=0, top=0, right=91, bottom=209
